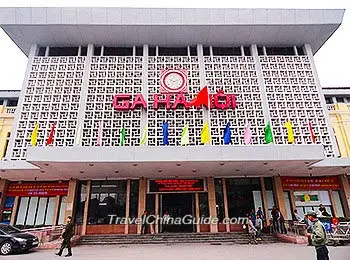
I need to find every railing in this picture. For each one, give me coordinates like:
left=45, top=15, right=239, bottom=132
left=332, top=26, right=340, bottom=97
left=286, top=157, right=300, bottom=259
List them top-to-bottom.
left=22, top=225, right=64, bottom=244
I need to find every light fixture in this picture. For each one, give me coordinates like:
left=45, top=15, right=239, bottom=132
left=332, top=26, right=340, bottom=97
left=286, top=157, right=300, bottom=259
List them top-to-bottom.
left=220, top=162, right=225, bottom=166
left=263, top=162, right=268, bottom=165
left=304, top=162, right=310, bottom=165
left=44, top=163, right=49, bottom=166
left=89, top=163, right=94, bottom=167
left=133, top=163, right=138, bottom=167
left=176, top=163, right=181, bottom=166
left=342, top=166, right=347, bottom=169
left=308, top=167, right=312, bottom=171
left=0, top=169, right=5, bottom=172
left=192, top=169, right=197, bottom=173
left=235, top=169, right=240, bottom=172
left=269, top=169, right=274, bottom=172
left=40, top=170, right=45, bottom=173
left=115, top=170, right=119, bottom=174
left=158, top=170, right=163, bottom=173
left=80, top=171, right=84, bottom=174
left=34, top=177, right=38, bottom=181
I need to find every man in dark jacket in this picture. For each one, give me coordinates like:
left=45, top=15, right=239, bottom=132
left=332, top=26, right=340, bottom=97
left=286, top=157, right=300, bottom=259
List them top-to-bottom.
left=306, top=211, right=329, bottom=260
left=56, top=216, right=74, bottom=257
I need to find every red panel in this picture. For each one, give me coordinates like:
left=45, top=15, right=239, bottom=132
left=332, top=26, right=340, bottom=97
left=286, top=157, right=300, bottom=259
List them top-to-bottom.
left=281, top=176, right=340, bottom=190
left=7, top=182, right=69, bottom=197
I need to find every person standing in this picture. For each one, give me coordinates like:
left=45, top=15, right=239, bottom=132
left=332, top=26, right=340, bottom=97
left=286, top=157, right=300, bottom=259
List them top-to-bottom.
left=271, top=206, right=279, bottom=233
left=256, top=207, right=265, bottom=222
left=277, top=208, right=287, bottom=234
left=292, top=209, right=302, bottom=222
left=141, top=210, right=148, bottom=235
left=306, top=211, right=329, bottom=260
left=255, top=214, right=263, bottom=240
left=247, top=215, right=257, bottom=244
left=55, top=216, right=74, bottom=257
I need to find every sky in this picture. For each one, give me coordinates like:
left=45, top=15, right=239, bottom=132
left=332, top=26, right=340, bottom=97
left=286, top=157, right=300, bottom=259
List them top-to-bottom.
left=0, top=0, right=349, bottom=91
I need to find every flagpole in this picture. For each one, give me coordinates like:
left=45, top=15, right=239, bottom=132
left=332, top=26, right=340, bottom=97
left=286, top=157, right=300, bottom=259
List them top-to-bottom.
left=206, top=86, right=211, bottom=145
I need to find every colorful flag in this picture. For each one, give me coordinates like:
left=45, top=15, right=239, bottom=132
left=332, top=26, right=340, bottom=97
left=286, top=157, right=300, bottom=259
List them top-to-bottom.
left=189, top=86, right=209, bottom=107
left=96, top=120, right=103, bottom=146
left=284, top=120, right=295, bottom=144
left=308, top=121, right=316, bottom=143
left=31, top=122, right=39, bottom=146
left=162, top=122, right=169, bottom=145
left=201, top=122, right=211, bottom=144
left=223, top=122, right=231, bottom=145
left=264, top=122, right=273, bottom=144
left=46, top=123, right=55, bottom=146
left=181, top=123, right=189, bottom=146
left=244, top=123, right=253, bottom=145
left=75, top=125, right=82, bottom=146
left=140, top=125, right=148, bottom=145
left=120, top=127, right=126, bottom=146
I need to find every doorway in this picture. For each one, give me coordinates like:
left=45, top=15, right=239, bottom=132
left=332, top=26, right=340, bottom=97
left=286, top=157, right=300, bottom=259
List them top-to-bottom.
left=160, top=193, right=195, bottom=233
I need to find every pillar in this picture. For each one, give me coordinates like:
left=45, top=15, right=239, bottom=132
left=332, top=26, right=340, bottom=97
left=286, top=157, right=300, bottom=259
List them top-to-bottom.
left=339, top=174, right=350, bottom=217
left=273, top=176, right=287, bottom=220
left=137, top=177, right=147, bottom=234
left=207, top=177, right=218, bottom=233
left=222, top=177, right=230, bottom=232
left=260, top=177, right=270, bottom=226
left=0, top=179, right=9, bottom=221
left=64, top=179, right=78, bottom=220
left=124, top=179, right=131, bottom=234
left=82, top=180, right=91, bottom=235
left=328, top=190, right=338, bottom=217
left=155, top=193, right=159, bottom=233
left=195, top=193, right=200, bottom=233
left=52, top=195, right=61, bottom=226
left=10, top=197, right=19, bottom=225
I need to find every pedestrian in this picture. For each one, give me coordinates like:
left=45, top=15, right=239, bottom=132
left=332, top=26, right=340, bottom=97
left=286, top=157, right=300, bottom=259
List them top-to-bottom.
left=318, top=204, right=331, bottom=217
left=256, top=206, right=265, bottom=222
left=271, top=206, right=279, bottom=233
left=249, top=208, right=256, bottom=226
left=277, top=208, right=287, bottom=234
left=292, top=209, right=302, bottom=222
left=141, top=210, right=148, bottom=235
left=162, top=211, right=170, bottom=233
left=306, top=211, right=329, bottom=260
left=255, top=214, right=263, bottom=240
left=304, top=214, right=313, bottom=246
left=247, top=215, right=257, bottom=244
left=55, top=216, right=74, bottom=257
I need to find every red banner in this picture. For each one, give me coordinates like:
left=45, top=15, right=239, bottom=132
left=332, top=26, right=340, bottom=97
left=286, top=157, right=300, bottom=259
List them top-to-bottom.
left=281, top=177, right=340, bottom=190
left=7, top=182, right=69, bottom=197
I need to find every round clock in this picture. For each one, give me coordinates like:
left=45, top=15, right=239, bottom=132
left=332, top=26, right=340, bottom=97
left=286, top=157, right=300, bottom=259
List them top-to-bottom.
left=160, top=70, right=187, bottom=93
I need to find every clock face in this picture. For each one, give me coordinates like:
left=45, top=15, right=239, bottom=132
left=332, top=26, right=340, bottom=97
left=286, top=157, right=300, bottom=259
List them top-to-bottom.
left=160, top=69, right=188, bottom=93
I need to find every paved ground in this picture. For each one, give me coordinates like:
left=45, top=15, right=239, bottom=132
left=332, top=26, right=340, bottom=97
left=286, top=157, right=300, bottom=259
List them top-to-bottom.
left=6, top=244, right=350, bottom=259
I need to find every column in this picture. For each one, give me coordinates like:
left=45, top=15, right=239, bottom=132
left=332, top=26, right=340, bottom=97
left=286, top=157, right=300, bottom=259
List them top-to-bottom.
left=339, top=174, right=350, bottom=217
left=272, top=176, right=287, bottom=219
left=137, top=177, right=147, bottom=234
left=207, top=177, right=218, bottom=233
left=260, top=177, right=270, bottom=226
left=222, top=178, right=230, bottom=232
left=0, top=179, right=9, bottom=221
left=64, top=179, right=78, bottom=220
left=124, top=179, right=131, bottom=234
left=82, top=180, right=91, bottom=235
left=328, top=190, right=338, bottom=217
left=155, top=193, right=159, bottom=233
left=195, top=193, right=200, bottom=233
left=52, top=195, right=61, bottom=226
left=10, top=197, right=19, bottom=225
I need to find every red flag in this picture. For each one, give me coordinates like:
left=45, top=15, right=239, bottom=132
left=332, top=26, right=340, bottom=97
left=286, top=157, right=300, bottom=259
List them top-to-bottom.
left=189, top=86, right=209, bottom=107
left=308, top=121, right=316, bottom=143
left=46, top=123, right=55, bottom=146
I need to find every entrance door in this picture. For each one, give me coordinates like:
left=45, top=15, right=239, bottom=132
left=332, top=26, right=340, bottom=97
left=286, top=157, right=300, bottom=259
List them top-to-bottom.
left=160, top=193, right=195, bottom=233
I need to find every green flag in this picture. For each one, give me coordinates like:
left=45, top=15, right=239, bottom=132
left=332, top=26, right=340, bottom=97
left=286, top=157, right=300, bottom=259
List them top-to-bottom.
left=264, top=122, right=273, bottom=144
left=181, top=123, right=189, bottom=146
left=140, top=125, right=148, bottom=145
left=120, top=127, right=126, bottom=146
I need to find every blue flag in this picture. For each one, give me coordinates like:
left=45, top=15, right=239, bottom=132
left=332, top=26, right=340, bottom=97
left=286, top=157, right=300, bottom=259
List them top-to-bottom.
left=162, top=122, right=169, bottom=145
left=223, top=122, right=231, bottom=144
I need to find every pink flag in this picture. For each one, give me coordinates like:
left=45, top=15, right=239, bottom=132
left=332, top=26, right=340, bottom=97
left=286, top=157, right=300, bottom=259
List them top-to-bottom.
left=96, top=121, right=103, bottom=146
left=244, top=123, right=253, bottom=145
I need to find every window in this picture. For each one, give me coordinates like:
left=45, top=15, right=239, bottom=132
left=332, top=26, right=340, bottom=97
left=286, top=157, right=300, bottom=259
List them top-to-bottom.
left=94, top=46, right=102, bottom=56
left=136, top=46, right=143, bottom=56
left=190, top=46, right=197, bottom=56
left=38, top=47, right=46, bottom=56
left=49, top=47, right=79, bottom=56
left=80, top=47, right=88, bottom=56
left=104, top=47, right=133, bottom=56
left=149, top=47, right=156, bottom=56
left=158, top=47, right=188, bottom=56
left=203, top=47, right=210, bottom=56
left=212, top=47, right=242, bottom=56
left=243, top=47, right=251, bottom=56
left=257, top=47, right=264, bottom=56
left=266, top=47, right=295, bottom=56
left=296, top=47, right=305, bottom=55
left=325, top=97, right=333, bottom=104
left=336, top=97, right=345, bottom=103
left=8, top=99, right=18, bottom=107
left=214, top=178, right=224, bottom=222
left=225, top=178, right=261, bottom=218
left=88, top=180, right=127, bottom=224
left=129, top=180, right=139, bottom=218
left=74, top=181, right=87, bottom=225
left=293, top=190, right=333, bottom=217
left=199, top=193, right=209, bottom=217
left=15, top=196, right=57, bottom=228
left=58, top=196, right=67, bottom=225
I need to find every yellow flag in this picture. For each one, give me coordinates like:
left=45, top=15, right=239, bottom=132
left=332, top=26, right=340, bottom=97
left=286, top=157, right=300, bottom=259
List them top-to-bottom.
left=285, top=120, right=294, bottom=144
left=31, top=122, right=39, bottom=146
left=201, top=122, right=211, bottom=144
left=180, top=123, right=189, bottom=146
left=140, top=125, right=148, bottom=145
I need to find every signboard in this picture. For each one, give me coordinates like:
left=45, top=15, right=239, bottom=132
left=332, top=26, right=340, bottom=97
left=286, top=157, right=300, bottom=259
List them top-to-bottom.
left=281, top=177, right=340, bottom=190
left=149, top=179, right=205, bottom=193
left=7, top=182, right=69, bottom=197
left=294, top=191, right=321, bottom=206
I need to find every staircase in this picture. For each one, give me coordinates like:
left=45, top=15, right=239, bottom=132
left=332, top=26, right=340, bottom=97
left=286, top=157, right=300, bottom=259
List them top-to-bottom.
left=79, top=232, right=279, bottom=245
